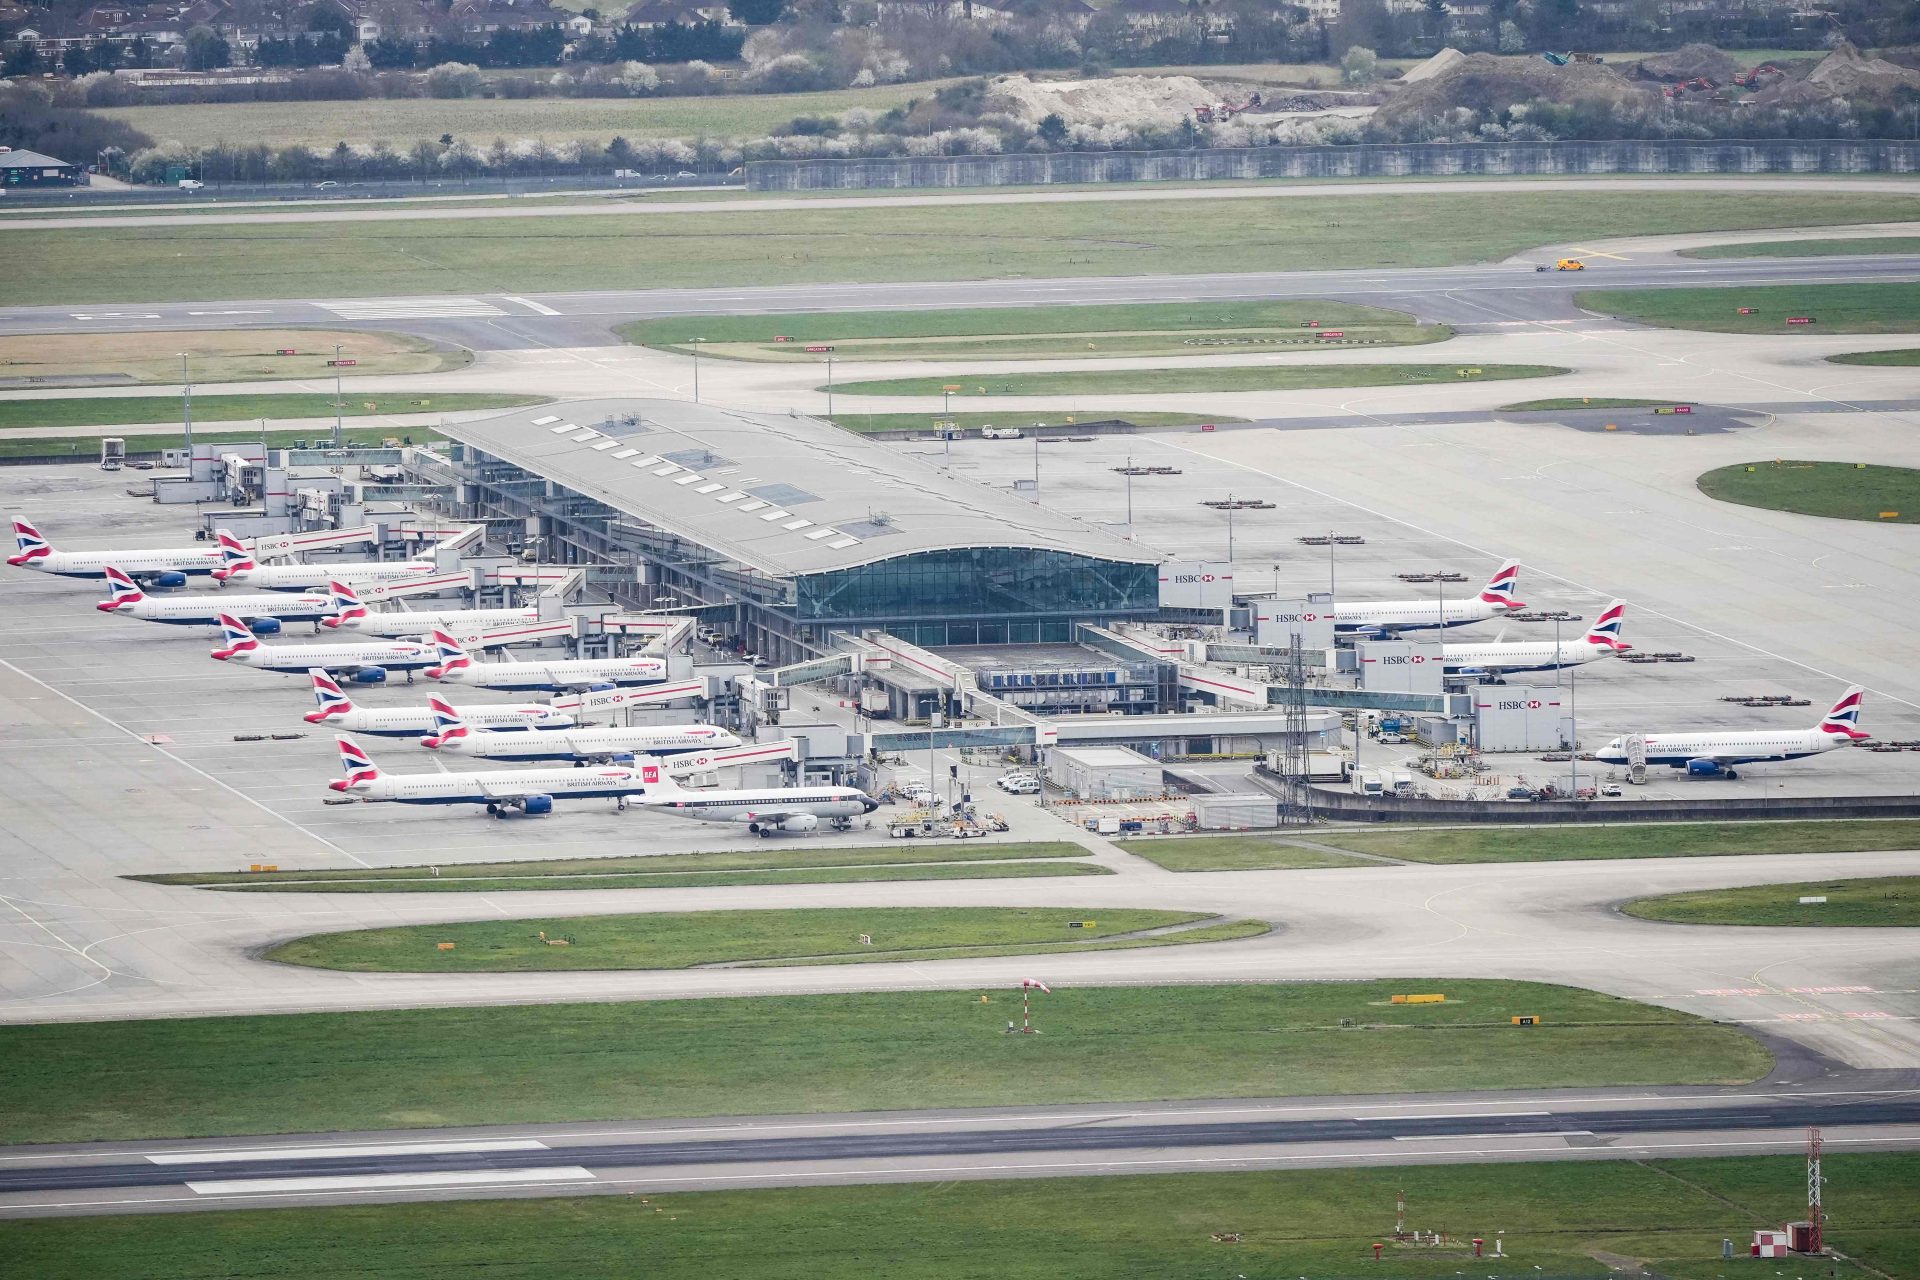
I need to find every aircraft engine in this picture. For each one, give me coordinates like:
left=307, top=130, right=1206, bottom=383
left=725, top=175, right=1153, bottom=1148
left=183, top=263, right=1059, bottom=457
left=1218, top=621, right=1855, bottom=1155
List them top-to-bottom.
left=247, top=616, right=283, bottom=635
left=350, top=666, right=389, bottom=685
left=778, top=814, right=820, bottom=833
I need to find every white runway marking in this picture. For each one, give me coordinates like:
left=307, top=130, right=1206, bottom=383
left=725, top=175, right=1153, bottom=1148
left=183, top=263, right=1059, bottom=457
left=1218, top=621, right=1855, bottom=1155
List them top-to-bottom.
left=501, top=296, right=561, bottom=316
left=317, top=297, right=505, bottom=321
left=149, top=1139, right=549, bottom=1165
left=187, top=1167, right=594, bottom=1194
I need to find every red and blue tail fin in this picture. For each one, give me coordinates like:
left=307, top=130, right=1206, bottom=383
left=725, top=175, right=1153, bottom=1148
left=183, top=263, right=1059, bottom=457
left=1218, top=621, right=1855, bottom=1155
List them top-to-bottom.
left=8, top=516, right=51, bottom=566
left=211, top=529, right=254, bottom=581
left=1477, top=559, right=1525, bottom=610
left=97, top=564, right=144, bottom=611
left=322, top=579, right=366, bottom=628
left=1581, top=599, right=1631, bottom=650
left=211, top=612, right=258, bottom=660
left=425, top=628, right=471, bottom=679
left=305, top=667, right=354, bottom=723
left=1818, top=685, right=1869, bottom=740
left=421, top=695, right=467, bottom=748
left=329, top=735, right=381, bottom=791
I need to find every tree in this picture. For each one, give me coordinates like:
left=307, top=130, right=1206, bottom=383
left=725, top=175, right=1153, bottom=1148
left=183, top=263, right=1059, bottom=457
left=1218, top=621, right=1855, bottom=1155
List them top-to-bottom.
left=730, top=0, right=786, bottom=22
left=183, top=25, right=232, bottom=70
left=2, top=42, right=42, bottom=77
left=1340, top=44, right=1377, bottom=83
left=424, top=60, right=482, bottom=97
left=1036, top=112, right=1067, bottom=144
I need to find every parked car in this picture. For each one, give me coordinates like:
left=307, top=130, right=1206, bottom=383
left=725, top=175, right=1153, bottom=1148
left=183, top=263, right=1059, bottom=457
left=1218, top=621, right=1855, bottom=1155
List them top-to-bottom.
left=313, top=181, right=339, bottom=190
left=1377, top=732, right=1409, bottom=745
left=997, top=775, right=1041, bottom=795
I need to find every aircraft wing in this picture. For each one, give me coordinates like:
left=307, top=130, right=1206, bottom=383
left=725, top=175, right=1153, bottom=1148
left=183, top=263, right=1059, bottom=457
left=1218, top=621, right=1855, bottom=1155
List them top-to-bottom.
left=475, top=778, right=543, bottom=801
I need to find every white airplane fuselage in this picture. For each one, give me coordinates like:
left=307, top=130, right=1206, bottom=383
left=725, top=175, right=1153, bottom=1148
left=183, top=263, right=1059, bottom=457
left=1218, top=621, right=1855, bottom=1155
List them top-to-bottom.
left=21, top=548, right=220, bottom=579
left=220, top=561, right=436, bottom=590
left=105, top=592, right=336, bottom=625
left=1335, top=599, right=1505, bottom=633
left=331, top=607, right=536, bottom=637
left=223, top=639, right=438, bottom=675
left=1442, top=641, right=1616, bottom=675
left=435, top=657, right=668, bottom=692
left=312, top=703, right=575, bottom=737
left=435, top=725, right=741, bottom=761
left=1597, top=729, right=1839, bottom=769
left=343, top=766, right=653, bottom=806
left=642, top=787, right=877, bottom=829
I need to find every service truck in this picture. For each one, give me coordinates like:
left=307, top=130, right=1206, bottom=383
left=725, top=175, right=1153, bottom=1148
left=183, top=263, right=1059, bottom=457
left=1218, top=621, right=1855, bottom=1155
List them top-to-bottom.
left=980, top=426, right=1023, bottom=440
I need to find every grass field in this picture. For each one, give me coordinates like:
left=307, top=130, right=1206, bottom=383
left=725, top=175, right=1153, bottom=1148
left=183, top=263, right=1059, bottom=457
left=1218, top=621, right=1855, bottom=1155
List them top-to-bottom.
left=98, top=82, right=961, bottom=150
left=10, top=191, right=1920, bottom=305
left=1683, top=235, right=1920, bottom=259
left=1576, top=282, right=1920, bottom=333
left=621, top=300, right=1447, bottom=362
left=0, top=329, right=467, bottom=385
left=1829, top=347, right=1920, bottom=365
left=829, top=363, right=1565, bottom=397
left=0, top=392, right=539, bottom=431
left=1502, top=396, right=1690, bottom=411
left=829, top=410, right=1236, bottom=434
left=0, top=428, right=435, bottom=461
left=1697, top=460, right=1920, bottom=523
left=1311, top=819, right=1920, bottom=864
left=1118, top=835, right=1378, bottom=871
left=136, top=842, right=1103, bottom=892
left=1624, top=875, right=1920, bottom=926
left=265, top=906, right=1265, bottom=971
left=0, top=980, right=1767, bottom=1143
left=8, top=1154, right=1908, bottom=1279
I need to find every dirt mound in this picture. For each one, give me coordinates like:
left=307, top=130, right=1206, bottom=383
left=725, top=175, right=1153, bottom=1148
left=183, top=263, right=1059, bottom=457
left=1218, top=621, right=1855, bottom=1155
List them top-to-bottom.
left=1805, top=41, right=1920, bottom=96
left=1635, top=43, right=1736, bottom=82
left=1399, top=47, right=1467, bottom=85
left=1375, top=52, right=1653, bottom=126
left=983, top=74, right=1215, bottom=129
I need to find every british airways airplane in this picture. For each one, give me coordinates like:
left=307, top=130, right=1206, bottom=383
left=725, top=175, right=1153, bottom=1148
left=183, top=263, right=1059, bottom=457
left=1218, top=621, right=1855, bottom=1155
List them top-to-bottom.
left=9, top=516, right=218, bottom=582
left=210, top=529, right=435, bottom=590
left=1335, top=559, right=1526, bottom=636
left=96, top=565, right=335, bottom=631
left=321, top=580, right=535, bottom=637
left=1441, top=600, right=1632, bottom=677
left=211, top=613, right=437, bottom=682
left=425, top=629, right=666, bottom=692
left=304, top=669, right=573, bottom=736
left=1595, top=686, right=1869, bottom=779
left=420, top=696, right=742, bottom=762
left=327, top=735, right=661, bottom=817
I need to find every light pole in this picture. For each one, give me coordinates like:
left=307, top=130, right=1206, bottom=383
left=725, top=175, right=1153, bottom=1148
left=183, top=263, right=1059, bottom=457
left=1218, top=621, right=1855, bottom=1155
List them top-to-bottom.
left=691, top=339, right=704, bottom=404
left=332, top=342, right=344, bottom=446
left=179, top=353, right=194, bottom=455
left=825, top=353, right=834, bottom=421
left=1124, top=454, right=1133, bottom=538
left=1225, top=493, right=1235, bottom=563
left=1328, top=531, right=1337, bottom=599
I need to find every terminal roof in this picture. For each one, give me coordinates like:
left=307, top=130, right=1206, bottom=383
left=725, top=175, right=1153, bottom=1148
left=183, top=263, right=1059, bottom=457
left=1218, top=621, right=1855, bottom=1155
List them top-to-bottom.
left=442, top=399, right=1157, bottom=578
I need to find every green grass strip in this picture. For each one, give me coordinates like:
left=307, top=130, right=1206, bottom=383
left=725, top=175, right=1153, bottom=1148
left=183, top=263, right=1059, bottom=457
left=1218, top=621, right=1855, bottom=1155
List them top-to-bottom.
left=1682, top=235, right=1920, bottom=259
left=1577, top=282, right=1920, bottom=333
left=826, top=363, right=1565, bottom=397
left=0, top=393, right=543, bottom=431
left=1698, top=460, right=1920, bottom=523
left=1311, top=819, right=1920, bottom=864
left=1118, top=836, right=1379, bottom=871
left=1624, top=875, right=1920, bottom=927
left=0, top=980, right=1769, bottom=1144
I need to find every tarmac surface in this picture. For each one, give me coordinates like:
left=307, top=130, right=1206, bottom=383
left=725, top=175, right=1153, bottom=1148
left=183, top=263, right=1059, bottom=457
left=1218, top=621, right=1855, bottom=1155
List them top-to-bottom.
left=4, top=1079, right=1917, bottom=1216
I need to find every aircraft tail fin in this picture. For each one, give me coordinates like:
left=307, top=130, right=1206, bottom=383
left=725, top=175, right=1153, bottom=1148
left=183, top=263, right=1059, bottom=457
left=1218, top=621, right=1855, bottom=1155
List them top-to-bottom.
left=8, top=515, right=51, bottom=566
left=211, top=529, right=255, bottom=580
left=1478, top=558, right=1526, bottom=610
left=97, top=564, right=145, bottom=611
left=322, top=579, right=366, bottom=628
left=1581, top=599, right=1631, bottom=650
left=211, top=612, right=258, bottom=660
left=426, top=628, right=471, bottom=679
left=305, top=667, right=354, bottom=722
left=1818, top=685, right=1869, bottom=739
left=422, top=694, right=468, bottom=747
left=330, top=735, right=381, bottom=791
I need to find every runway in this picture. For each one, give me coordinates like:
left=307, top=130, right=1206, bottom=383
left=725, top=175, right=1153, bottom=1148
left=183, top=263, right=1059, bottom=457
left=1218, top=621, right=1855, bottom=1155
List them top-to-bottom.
left=4, top=252, right=1918, bottom=350
left=5, top=1082, right=1916, bottom=1216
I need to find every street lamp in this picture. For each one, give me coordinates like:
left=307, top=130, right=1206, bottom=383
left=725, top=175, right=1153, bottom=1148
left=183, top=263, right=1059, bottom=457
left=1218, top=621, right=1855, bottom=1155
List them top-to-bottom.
left=691, top=339, right=704, bottom=404
left=332, top=342, right=344, bottom=446
left=179, top=352, right=195, bottom=454
left=825, top=353, right=834, bottom=421
left=1123, top=454, right=1133, bottom=539
left=1225, top=493, right=1235, bottom=563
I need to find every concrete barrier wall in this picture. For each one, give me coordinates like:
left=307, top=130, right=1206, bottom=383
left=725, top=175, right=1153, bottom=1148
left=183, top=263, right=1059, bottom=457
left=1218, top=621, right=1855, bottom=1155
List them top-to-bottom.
left=747, top=139, right=1920, bottom=191
left=1252, top=767, right=1920, bottom=824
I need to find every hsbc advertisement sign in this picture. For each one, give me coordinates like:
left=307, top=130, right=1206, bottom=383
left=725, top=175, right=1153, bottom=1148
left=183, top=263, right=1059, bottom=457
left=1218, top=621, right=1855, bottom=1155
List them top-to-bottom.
left=1157, top=560, right=1235, bottom=611
left=1255, top=597, right=1334, bottom=650
left=1354, top=639, right=1443, bottom=695
left=1471, top=684, right=1570, bottom=753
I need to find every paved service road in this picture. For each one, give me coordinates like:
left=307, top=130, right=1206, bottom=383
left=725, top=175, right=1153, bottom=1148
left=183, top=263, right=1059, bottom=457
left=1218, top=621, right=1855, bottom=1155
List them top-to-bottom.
left=6, top=254, right=1919, bottom=350
left=5, top=1082, right=1917, bottom=1216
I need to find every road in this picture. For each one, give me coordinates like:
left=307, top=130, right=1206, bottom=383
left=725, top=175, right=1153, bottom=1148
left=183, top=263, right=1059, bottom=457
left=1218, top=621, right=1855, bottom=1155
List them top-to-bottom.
left=5, top=251, right=1919, bottom=352
left=6, top=1081, right=1917, bottom=1216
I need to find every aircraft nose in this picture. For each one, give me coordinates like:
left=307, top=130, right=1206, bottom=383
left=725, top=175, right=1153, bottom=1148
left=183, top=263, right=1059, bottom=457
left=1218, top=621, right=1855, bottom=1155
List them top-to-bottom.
left=862, top=795, right=880, bottom=813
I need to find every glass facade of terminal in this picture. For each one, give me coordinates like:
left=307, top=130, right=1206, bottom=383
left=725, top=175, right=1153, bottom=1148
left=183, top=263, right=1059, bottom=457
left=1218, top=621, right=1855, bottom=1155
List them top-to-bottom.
left=795, top=548, right=1158, bottom=634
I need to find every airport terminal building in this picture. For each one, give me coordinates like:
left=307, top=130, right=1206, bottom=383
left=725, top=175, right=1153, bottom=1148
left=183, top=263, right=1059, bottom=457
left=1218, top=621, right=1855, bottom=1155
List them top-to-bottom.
left=440, top=399, right=1161, bottom=662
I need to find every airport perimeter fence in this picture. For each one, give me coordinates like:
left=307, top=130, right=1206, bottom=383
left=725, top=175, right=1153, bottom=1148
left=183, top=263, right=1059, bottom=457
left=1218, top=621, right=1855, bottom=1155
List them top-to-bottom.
left=746, top=138, right=1920, bottom=191
left=2, top=170, right=743, bottom=208
left=1252, top=766, right=1920, bottom=825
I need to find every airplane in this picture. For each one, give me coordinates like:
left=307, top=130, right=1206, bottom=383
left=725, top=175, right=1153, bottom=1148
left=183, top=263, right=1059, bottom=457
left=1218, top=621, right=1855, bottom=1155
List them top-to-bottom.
left=8, top=515, right=219, bottom=583
left=211, top=529, right=435, bottom=590
left=1335, top=559, right=1526, bottom=636
left=95, top=565, right=337, bottom=631
left=322, top=580, right=536, bottom=637
left=1441, top=600, right=1632, bottom=677
left=211, top=613, right=437, bottom=682
left=425, top=629, right=667, bottom=692
left=304, top=669, right=575, bottom=736
left=1594, top=686, right=1868, bottom=779
left=421, top=696, right=741, bottom=761
left=327, top=734, right=663, bottom=817
left=635, top=770, right=879, bottom=836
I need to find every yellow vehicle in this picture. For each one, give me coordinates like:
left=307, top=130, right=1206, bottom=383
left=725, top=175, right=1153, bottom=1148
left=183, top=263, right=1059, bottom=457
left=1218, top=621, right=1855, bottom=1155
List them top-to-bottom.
left=1556, top=258, right=1585, bottom=271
